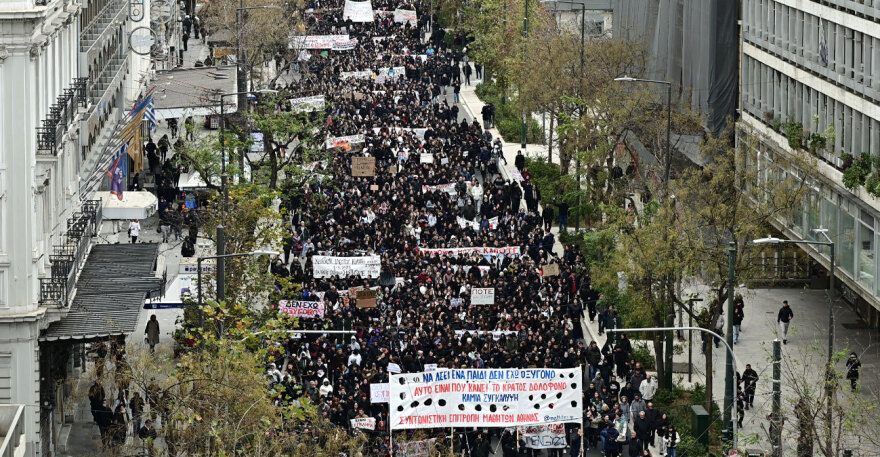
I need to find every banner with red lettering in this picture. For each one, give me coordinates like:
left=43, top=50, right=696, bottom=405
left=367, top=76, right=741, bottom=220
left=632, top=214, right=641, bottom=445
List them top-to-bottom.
left=415, top=246, right=521, bottom=257
left=278, top=300, right=325, bottom=318
left=390, top=368, right=582, bottom=430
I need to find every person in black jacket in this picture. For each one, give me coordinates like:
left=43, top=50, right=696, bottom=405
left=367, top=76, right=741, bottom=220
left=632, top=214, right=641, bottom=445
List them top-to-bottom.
left=515, top=150, right=526, bottom=171
left=542, top=203, right=554, bottom=231
left=733, top=298, right=745, bottom=344
left=777, top=300, right=794, bottom=343
left=742, top=363, right=759, bottom=409
left=94, top=400, right=114, bottom=448
left=633, top=410, right=652, bottom=451
left=627, top=431, right=643, bottom=457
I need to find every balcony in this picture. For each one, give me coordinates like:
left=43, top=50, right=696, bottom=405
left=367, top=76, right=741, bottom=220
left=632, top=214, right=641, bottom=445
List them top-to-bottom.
left=79, top=0, right=125, bottom=52
left=89, top=52, right=128, bottom=106
left=36, top=78, right=88, bottom=155
left=39, top=200, right=102, bottom=308
left=0, top=405, right=25, bottom=457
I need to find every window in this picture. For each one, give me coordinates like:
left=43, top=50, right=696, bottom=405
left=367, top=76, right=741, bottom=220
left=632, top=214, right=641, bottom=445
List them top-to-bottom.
left=839, top=201, right=856, bottom=275
left=858, top=212, right=875, bottom=290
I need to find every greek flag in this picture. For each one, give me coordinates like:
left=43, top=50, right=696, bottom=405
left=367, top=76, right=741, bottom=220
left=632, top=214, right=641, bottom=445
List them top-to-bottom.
left=145, top=95, right=157, bottom=132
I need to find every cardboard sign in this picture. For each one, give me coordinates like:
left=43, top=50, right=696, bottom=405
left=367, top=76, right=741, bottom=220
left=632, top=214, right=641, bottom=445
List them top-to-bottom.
left=420, top=153, right=434, bottom=164
left=352, top=156, right=376, bottom=177
left=370, top=184, right=379, bottom=191
left=542, top=263, right=560, bottom=277
left=471, top=287, right=495, bottom=305
left=356, top=288, right=378, bottom=308
left=387, top=362, right=402, bottom=374
left=370, top=383, right=390, bottom=403
left=351, top=417, right=377, bottom=430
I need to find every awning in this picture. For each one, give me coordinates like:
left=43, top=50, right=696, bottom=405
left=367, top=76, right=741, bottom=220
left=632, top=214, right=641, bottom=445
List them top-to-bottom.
left=177, top=171, right=220, bottom=190
left=96, top=191, right=158, bottom=220
left=41, top=244, right=163, bottom=342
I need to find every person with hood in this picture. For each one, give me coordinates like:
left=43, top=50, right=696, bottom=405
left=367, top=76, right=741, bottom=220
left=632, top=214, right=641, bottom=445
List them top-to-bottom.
left=846, top=352, right=861, bottom=391
left=319, top=378, right=334, bottom=397
left=600, top=421, right=621, bottom=457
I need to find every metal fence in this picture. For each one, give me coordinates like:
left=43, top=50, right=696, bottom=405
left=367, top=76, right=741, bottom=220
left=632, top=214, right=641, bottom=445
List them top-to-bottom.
left=39, top=200, right=103, bottom=308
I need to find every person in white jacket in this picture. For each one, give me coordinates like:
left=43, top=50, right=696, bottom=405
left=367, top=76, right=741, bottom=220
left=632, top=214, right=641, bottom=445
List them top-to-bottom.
left=470, top=180, right=483, bottom=213
left=639, top=375, right=658, bottom=402
left=319, top=379, right=333, bottom=397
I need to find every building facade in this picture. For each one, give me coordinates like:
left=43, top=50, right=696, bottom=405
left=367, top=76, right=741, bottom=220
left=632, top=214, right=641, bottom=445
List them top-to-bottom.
left=0, top=0, right=151, bottom=454
left=739, top=0, right=880, bottom=325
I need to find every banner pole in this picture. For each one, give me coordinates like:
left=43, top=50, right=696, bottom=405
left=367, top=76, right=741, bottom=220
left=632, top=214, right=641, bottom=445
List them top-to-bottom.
left=581, top=364, right=585, bottom=457
left=388, top=410, right=393, bottom=457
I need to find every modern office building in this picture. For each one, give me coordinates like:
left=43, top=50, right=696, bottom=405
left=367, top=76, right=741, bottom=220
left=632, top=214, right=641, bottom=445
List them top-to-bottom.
left=0, top=0, right=153, bottom=454
left=739, top=0, right=880, bottom=326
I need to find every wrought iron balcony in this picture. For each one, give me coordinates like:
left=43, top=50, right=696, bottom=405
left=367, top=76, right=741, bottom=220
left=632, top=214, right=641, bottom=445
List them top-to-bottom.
left=36, top=78, right=88, bottom=154
left=39, top=199, right=102, bottom=308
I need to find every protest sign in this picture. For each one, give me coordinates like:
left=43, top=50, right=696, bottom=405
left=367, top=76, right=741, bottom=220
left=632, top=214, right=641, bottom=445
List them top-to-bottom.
left=343, top=0, right=373, bottom=22
left=393, top=8, right=417, bottom=25
left=290, top=35, right=350, bottom=49
left=331, top=39, right=359, bottom=51
left=341, top=70, right=373, bottom=79
left=289, top=95, right=325, bottom=112
left=326, top=134, right=366, bottom=149
left=420, top=153, right=434, bottom=164
left=351, top=156, right=376, bottom=176
left=440, top=157, right=449, bottom=165
left=509, top=169, right=524, bottom=182
left=421, top=182, right=471, bottom=195
left=370, top=184, right=379, bottom=191
left=457, top=216, right=480, bottom=231
left=488, top=217, right=499, bottom=229
left=415, top=246, right=521, bottom=257
left=312, top=255, right=381, bottom=278
left=542, top=263, right=560, bottom=277
left=356, top=288, right=378, bottom=308
left=471, top=288, right=495, bottom=305
left=450, top=298, right=464, bottom=307
left=277, top=300, right=325, bottom=318
left=388, top=362, right=402, bottom=374
left=424, top=363, right=438, bottom=372
left=390, top=367, right=583, bottom=430
left=370, top=383, right=390, bottom=403
left=351, top=417, right=377, bottom=430
left=518, top=424, right=567, bottom=448
left=397, top=439, right=437, bottom=457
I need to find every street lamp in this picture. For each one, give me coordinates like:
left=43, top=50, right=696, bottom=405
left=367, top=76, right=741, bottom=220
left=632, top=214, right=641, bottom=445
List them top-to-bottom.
left=614, top=76, right=673, bottom=185
left=753, top=233, right=836, bottom=454
left=196, top=249, right=280, bottom=326
left=607, top=326, right=740, bottom=450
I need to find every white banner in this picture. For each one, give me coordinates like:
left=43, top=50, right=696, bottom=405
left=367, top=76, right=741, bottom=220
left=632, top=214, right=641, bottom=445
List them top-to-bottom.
left=343, top=0, right=374, bottom=22
left=393, top=8, right=417, bottom=25
left=290, top=34, right=350, bottom=49
left=332, top=39, right=359, bottom=51
left=377, top=66, right=406, bottom=79
left=341, top=70, right=373, bottom=79
left=289, top=95, right=325, bottom=112
left=325, top=134, right=366, bottom=149
left=420, top=153, right=434, bottom=164
left=421, top=182, right=471, bottom=195
left=457, top=216, right=480, bottom=231
left=415, top=246, right=521, bottom=257
left=312, top=255, right=381, bottom=278
left=471, top=288, right=495, bottom=305
left=277, top=300, right=325, bottom=318
left=454, top=330, right=519, bottom=340
left=388, top=362, right=402, bottom=374
left=390, top=368, right=583, bottom=430
left=371, top=383, right=390, bottom=403
left=351, top=417, right=377, bottom=430
left=518, top=424, right=567, bottom=449
left=397, top=439, right=437, bottom=457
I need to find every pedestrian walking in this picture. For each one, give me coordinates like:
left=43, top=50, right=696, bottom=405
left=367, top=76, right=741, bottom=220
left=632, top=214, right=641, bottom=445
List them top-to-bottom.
left=183, top=31, right=190, bottom=51
left=463, top=62, right=472, bottom=85
left=453, top=82, right=461, bottom=104
left=184, top=116, right=195, bottom=141
left=168, top=118, right=178, bottom=138
left=542, top=203, right=554, bottom=231
left=128, top=219, right=141, bottom=243
left=160, top=220, right=171, bottom=242
left=732, top=296, right=744, bottom=344
left=777, top=300, right=794, bottom=343
left=145, top=315, right=160, bottom=352
left=846, top=352, right=861, bottom=391
left=742, top=363, right=758, bottom=409
left=129, top=392, right=145, bottom=433
left=736, top=393, right=745, bottom=428
left=665, top=426, right=680, bottom=457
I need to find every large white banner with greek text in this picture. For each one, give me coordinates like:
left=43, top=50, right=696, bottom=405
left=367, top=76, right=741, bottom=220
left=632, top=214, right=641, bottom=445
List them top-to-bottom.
left=343, top=0, right=374, bottom=22
left=290, top=35, right=350, bottom=49
left=289, top=95, right=325, bottom=112
left=312, top=255, right=381, bottom=278
left=278, top=300, right=325, bottom=318
left=390, top=368, right=582, bottom=430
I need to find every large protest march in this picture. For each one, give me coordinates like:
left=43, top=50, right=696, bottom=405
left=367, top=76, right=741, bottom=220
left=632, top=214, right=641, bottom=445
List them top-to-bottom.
left=256, top=1, right=667, bottom=456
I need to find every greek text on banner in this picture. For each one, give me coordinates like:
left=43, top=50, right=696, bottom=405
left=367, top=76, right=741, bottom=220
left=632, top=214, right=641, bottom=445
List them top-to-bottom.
left=312, top=255, right=381, bottom=278
left=277, top=300, right=325, bottom=318
left=390, top=368, right=582, bottom=430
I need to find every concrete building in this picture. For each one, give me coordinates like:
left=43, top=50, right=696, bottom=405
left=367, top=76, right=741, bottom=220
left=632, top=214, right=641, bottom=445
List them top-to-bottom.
left=0, top=0, right=152, bottom=454
left=739, top=0, right=880, bottom=326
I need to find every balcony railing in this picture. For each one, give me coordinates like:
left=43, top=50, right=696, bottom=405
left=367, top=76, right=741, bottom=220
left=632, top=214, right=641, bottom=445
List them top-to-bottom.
left=80, top=0, right=126, bottom=51
left=36, top=78, right=88, bottom=154
left=39, top=200, right=102, bottom=308
left=0, top=405, right=25, bottom=457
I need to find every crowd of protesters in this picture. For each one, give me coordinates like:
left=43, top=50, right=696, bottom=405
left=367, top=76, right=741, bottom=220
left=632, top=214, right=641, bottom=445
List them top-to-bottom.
left=252, top=1, right=688, bottom=457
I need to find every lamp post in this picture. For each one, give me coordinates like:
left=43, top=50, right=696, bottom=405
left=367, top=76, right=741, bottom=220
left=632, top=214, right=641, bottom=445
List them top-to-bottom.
left=613, top=76, right=673, bottom=185
left=753, top=234, right=836, bottom=453
left=196, top=249, right=279, bottom=328
left=607, top=326, right=740, bottom=450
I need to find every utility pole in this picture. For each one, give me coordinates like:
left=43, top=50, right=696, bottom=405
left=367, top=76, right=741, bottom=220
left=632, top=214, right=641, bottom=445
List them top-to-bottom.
left=520, top=0, right=529, bottom=149
left=724, top=241, right=736, bottom=447
left=771, top=339, right=782, bottom=457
